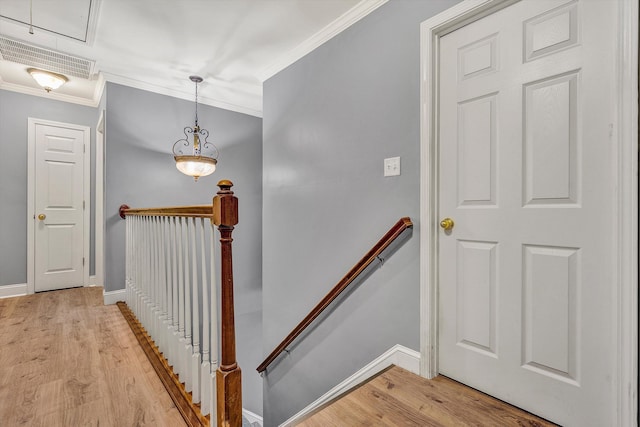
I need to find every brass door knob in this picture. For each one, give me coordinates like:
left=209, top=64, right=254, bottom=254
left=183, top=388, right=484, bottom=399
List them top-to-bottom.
left=38, top=214, right=46, bottom=221
left=440, top=217, right=454, bottom=231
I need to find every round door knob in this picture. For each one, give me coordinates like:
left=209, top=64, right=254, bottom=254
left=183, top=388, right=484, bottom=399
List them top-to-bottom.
left=38, top=214, right=46, bottom=221
left=440, top=217, right=454, bottom=231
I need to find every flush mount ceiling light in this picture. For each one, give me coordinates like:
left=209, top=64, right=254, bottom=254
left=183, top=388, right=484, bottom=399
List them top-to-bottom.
left=27, top=68, right=68, bottom=92
left=172, top=76, right=219, bottom=181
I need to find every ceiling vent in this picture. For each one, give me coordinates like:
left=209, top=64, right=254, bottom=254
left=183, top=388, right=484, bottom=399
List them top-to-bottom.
left=0, top=36, right=95, bottom=79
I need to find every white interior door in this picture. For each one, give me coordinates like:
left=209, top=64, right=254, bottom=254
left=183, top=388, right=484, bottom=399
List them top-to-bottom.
left=437, top=1, right=616, bottom=425
left=33, top=121, right=87, bottom=292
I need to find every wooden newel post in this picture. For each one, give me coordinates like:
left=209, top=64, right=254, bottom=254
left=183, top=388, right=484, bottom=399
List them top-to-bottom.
left=213, top=180, right=242, bottom=427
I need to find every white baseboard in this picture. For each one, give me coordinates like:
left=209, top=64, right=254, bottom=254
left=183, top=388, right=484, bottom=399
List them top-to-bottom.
left=89, top=275, right=100, bottom=286
left=0, top=283, right=28, bottom=299
left=103, top=288, right=126, bottom=305
left=280, top=344, right=420, bottom=427
left=243, top=408, right=263, bottom=426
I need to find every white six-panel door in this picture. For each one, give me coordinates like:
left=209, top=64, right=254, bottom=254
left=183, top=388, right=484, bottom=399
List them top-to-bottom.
left=437, top=1, right=616, bottom=425
left=31, top=120, right=88, bottom=292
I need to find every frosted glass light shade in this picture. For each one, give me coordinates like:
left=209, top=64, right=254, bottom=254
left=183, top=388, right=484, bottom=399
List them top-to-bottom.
left=27, top=68, right=68, bottom=92
left=174, top=155, right=217, bottom=181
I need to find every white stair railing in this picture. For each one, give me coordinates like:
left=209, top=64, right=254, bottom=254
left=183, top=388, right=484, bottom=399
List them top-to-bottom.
left=120, top=181, right=242, bottom=426
left=124, top=210, right=219, bottom=418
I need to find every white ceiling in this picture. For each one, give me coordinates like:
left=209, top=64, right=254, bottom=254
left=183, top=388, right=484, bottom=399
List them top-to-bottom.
left=0, top=0, right=387, bottom=116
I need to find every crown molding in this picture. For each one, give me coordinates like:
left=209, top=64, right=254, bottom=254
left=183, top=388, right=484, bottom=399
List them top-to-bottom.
left=259, top=0, right=389, bottom=81
left=101, top=71, right=263, bottom=118
left=92, top=72, right=106, bottom=104
left=0, top=79, right=101, bottom=107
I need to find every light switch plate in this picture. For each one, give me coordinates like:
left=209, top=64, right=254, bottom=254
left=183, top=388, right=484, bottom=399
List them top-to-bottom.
left=384, top=157, right=400, bottom=177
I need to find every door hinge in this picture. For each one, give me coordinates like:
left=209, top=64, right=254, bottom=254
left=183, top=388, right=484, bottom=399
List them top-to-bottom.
left=83, top=144, right=86, bottom=153
left=83, top=200, right=85, bottom=210
left=82, top=257, right=85, bottom=266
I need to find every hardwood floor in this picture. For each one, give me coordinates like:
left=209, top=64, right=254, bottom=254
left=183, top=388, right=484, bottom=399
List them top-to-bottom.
left=0, top=287, right=186, bottom=427
left=297, top=366, right=557, bottom=426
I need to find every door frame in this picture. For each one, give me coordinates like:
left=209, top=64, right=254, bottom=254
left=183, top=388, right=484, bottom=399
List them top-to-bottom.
left=418, top=0, right=638, bottom=425
left=93, top=110, right=105, bottom=288
left=27, top=118, right=91, bottom=294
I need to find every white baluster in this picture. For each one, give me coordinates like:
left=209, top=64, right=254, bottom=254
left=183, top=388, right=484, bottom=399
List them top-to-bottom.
left=146, top=215, right=153, bottom=333
left=125, top=216, right=130, bottom=305
left=128, top=216, right=133, bottom=307
left=129, top=216, right=135, bottom=312
left=131, top=216, right=136, bottom=306
left=136, top=216, right=143, bottom=321
left=137, top=216, right=144, bottom=319
left=141, top=216, right=149, bottom=328
left=143, top=216, right=150, bottom=329
left=153, top=216, right=161, bottom=342
left=158, top=216, right=168, bottom=356
left=164, top=216, right=174, bottom=366
left=171, top=216, right=182, bottom=376
left=176, top=216, right=185, bottom=380
left=182, top=216, right=193, bottom=393
left=129, top=217, right=135, bottom=312
left=148, top=217, right=155, bottom=339
left=157, top=217, right=165, bottom=356
left=191, top=217, right=201, bottom=404
left=200, top=218, right=211, bottom=415
left=201, top=218, right=219, bottom=416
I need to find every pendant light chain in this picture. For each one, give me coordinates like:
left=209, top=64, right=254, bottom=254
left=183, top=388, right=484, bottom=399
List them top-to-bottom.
left=29, top=0, right=34, bottom=34
left=194, top=79, right=199, bottom=127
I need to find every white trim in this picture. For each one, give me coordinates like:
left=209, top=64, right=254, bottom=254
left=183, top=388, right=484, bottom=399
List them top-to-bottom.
left=84, top=0, right=102, bottom=46
left=259, top=0, right=389, bottom=81
left=419, top=0, right=638, bottom=424
left=615, top=1, right=638, bottom=425
left=100, top=72, right=263, bottom=118
left=92, top=73, right=107, bottom=106
left=0, top=81, right=102, bottom=107
left=95, top=110, right=105, bottom=290
left=27, top=118, right=91, bottom=294
left=27, top=118, right=35, bottom=294
left=83, top=120, right=91, bottom=292
left=88, top=275, right=99, bottom=286
left=0, top=283, right=28, bottom=299
left=103, top=288, right=126, bottom=305
left=279, top=344, right=420, bottom=427
left=243, top=408, right=263, bottom=426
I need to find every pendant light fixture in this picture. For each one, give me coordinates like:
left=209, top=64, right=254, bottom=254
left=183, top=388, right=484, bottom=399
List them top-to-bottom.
left=172, top=76, right=219, bottom=181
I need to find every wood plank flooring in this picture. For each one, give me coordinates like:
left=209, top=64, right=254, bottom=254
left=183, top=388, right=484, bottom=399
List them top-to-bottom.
left=0, top=287, right=186, bottom=427
left=297, top=366, right=557, bottom=426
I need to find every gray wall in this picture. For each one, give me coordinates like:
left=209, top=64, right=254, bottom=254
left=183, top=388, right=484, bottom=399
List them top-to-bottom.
left=261, top=0, right=460, bottom=424
left=103, top=82, right=263, bottom=414
left=0, top=89, right=98, bottom=286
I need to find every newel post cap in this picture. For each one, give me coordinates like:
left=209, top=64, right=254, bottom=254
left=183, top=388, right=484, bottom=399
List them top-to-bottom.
left=213, top=180, right=238, bottom=226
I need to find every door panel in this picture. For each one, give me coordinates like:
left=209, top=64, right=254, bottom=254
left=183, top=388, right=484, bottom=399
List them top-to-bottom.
left=437, top=1, right=615, bottom=425
left=524, top=72, right=578, bottom=205
left=34, top=123, right=85, bottom=292
left=522, top=243, right=579, bottom=384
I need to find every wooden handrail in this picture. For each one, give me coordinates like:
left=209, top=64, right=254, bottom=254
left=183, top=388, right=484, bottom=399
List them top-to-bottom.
left=119, top=204, right=213, bottom=219
left=256, top=217, right=413, bottom=373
